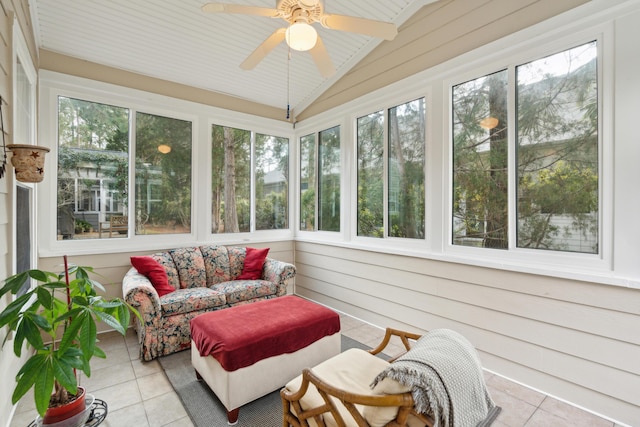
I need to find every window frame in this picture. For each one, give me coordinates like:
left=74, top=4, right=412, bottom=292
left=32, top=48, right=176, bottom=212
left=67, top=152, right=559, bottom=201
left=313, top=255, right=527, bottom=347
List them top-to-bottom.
left=443, top=29, right=612, bottom=274
left=38, top=72, right=295, bottom=256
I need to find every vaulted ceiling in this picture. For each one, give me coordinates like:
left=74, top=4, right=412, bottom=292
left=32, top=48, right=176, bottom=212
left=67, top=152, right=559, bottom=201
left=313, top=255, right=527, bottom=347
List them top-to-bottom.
left=32, top=0, right=431, bottom=117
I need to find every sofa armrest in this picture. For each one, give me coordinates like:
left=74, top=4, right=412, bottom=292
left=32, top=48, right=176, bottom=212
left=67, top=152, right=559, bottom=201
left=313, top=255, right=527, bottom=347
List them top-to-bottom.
left=262, top=258, right=296, bottom=296
left=122, top=267, right=162, bottom=323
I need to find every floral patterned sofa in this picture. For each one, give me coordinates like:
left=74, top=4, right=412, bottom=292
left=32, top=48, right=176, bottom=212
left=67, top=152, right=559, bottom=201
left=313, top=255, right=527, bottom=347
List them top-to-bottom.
left=122, top=245, right=296, bottom=361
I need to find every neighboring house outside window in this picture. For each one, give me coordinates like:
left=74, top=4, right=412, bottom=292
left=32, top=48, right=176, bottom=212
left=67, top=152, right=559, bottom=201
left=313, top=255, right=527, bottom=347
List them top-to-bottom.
left=452, top=41, right=598, bottom=254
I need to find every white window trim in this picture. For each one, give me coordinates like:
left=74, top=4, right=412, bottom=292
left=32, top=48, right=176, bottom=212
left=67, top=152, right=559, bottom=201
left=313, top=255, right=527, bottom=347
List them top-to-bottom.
left=294, top=1, right=633, bottom=287
left=12, top=17, right=38, bottom=277
left=38, top=71, right=295, bottom=257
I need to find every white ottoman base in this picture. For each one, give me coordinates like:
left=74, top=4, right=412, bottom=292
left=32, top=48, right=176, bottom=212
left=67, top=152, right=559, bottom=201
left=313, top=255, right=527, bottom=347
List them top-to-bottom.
left=191, top=332, right=341, bottom=424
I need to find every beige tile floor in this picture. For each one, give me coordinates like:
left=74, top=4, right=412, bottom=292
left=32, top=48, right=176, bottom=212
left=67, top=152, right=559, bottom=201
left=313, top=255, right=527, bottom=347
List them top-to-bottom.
left=9, top=313, right=620, bottom=427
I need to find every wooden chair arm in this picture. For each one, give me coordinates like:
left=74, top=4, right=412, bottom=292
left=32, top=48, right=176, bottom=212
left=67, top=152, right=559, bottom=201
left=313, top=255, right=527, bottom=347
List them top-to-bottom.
left=368, top=328, right=422, bottom=359
left=282, top=367, right=417, bottom=427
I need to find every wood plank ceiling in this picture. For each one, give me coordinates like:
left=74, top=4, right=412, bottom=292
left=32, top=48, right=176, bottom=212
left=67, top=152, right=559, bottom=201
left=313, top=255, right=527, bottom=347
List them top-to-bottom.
left=31, top=0, right=431, bottom=116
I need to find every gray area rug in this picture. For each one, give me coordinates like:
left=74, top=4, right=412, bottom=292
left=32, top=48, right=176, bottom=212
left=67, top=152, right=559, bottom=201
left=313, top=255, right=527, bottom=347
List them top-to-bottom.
left=158, top=335, right=376, bottom=427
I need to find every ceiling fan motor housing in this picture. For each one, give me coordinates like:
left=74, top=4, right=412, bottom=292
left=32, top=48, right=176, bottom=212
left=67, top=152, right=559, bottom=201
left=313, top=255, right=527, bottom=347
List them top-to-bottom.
left=277, top=0, right=323, bottom=23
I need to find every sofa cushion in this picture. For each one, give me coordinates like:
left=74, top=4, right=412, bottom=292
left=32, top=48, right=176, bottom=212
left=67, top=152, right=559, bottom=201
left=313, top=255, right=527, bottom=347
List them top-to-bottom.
left=200, top=245, right=232, bottom=285
left=227, top=246, right=247, bottom=278
left=170, top=247, right=207, bottom=289
left=237, top=247, right=269, bottom=280
left=150, top=252, right=180, bottom=290
left=130, top=256, right=175, bottom=297
left=211, top=280, right=278, bottom=304
left=160, top=287, right=227, bottom=316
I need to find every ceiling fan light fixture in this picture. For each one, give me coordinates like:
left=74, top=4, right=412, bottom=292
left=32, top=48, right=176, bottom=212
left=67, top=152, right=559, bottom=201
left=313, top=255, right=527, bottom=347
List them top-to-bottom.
left=285, top=22, right=318, bottom=51
left=157, top=144, right=172, bottom=154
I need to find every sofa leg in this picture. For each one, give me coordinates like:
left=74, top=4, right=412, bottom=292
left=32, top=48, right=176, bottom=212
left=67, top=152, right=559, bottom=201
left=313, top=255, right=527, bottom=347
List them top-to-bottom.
left=194, top=369, right=203, bottom=381
left=227, top=408, right=239, bottom=425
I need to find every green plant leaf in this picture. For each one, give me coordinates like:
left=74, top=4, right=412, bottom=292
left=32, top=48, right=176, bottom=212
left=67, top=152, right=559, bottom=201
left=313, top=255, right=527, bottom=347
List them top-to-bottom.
left=0, top=272, right=29, bottom=297
left=36, top=286, right=53, bottom=309
left=0, top=292, right=34, bottom=328
left=93, top=310, right=126, bottom=335
left=58, top=311, right=85, bottom=354
left=78, top=312, right=96, bottom=360
left=19, top=314, right=46, bottom=350
left=52, top=353, right=78, bottom=393
left=12, top=354, right=46, bottom=404
left=33, top=358, right=55, bottom=417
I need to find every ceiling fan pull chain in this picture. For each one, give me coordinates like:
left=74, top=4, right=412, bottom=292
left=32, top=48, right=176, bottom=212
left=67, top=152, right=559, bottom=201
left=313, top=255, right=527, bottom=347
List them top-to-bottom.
left=286, top=47, right=292, bottom=120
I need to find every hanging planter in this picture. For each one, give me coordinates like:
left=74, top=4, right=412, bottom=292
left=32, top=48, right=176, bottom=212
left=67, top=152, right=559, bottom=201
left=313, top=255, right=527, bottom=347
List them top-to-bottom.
left=7, top=144, right=50, bottom=183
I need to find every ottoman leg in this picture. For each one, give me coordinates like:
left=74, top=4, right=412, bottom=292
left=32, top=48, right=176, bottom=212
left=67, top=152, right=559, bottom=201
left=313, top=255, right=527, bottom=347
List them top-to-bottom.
left=227, top=408, right=239, bottom=425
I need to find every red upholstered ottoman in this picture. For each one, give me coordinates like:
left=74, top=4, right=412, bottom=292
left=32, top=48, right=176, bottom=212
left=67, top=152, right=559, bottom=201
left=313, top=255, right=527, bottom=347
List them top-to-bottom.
left=189, top=295, right=341, bottom=424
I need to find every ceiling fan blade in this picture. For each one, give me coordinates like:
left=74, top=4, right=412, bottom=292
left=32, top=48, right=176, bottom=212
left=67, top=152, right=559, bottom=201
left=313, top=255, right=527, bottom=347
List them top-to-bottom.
left=201, top=3, right=279, bottom=17
left=320, top=14, right=397, bottom=40
left=240, top=28, right=287, bottom=70
left=308, top=36, right=335, bottom=78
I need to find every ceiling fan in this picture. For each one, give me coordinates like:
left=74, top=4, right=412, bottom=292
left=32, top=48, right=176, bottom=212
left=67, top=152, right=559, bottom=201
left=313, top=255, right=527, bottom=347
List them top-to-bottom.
left=202, top=0, right=398, bottom=78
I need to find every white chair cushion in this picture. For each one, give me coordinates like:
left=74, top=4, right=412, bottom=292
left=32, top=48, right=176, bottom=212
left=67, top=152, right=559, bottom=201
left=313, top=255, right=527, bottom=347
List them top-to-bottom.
left=284, top=348, right=412, bottom=427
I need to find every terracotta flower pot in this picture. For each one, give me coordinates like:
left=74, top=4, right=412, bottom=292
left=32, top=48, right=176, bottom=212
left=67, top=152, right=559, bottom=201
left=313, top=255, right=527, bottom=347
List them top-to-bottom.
left=7, top=144, right=50, bottom=183
left=42, top=387, right=87, bottom=425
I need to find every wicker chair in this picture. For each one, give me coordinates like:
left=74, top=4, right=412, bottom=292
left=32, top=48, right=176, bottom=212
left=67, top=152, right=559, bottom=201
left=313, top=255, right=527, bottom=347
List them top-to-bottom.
left=281, top=328, right=433, bottom=427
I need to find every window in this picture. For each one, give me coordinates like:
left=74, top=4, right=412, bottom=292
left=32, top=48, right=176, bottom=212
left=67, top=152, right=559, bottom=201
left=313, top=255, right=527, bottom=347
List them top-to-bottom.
left=452, top=41, right=598, bottom=253
left=56, top=97, right=130, bottom=240
left=56, top=97, right=194, bottom=239
left=357, top=99, right=425, bottom=239
left=135, top=112, right=192, bottom=235
left=211, top=125, right=289, bottom=233
left=299, top=126, right=341, bottom=232
left=299, top=133, right=316, bottom=231
left=255, top=134, right=289, bottom=230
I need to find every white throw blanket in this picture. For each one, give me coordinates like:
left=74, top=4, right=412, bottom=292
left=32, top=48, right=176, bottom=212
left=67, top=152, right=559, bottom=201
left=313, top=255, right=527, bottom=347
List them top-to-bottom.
left=371, top=329, right=499, bottom=427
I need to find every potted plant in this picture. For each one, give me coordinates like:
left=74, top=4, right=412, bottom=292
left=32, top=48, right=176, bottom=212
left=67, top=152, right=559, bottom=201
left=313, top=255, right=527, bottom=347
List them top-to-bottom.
left=0, top=255, right=139, bottom=425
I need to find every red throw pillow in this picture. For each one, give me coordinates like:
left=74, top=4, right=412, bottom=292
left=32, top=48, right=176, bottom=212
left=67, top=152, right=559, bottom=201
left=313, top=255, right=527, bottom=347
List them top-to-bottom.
left=237, top=247, right=269, bottom=280
left=130, top=256, right=175, bottom=297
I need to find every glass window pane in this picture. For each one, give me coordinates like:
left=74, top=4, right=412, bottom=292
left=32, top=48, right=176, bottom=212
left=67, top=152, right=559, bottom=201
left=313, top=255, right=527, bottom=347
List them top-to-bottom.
left=516, top=42, right=598, bottom=253
left=452, top=70, right=509, bottom=248
left=57, top=96, right=129, bottom=240
left=388, top=98, right=425, bottom=239
left=357, top=111, right=384, bottom=238
left=135, top=112, right=192, bottom=235
left=211, top=125, right=251, bottom=233
left=318, top=126, right=340, bottom=232
left=255, top=133, right=289, bottom=230
left=300, top=134, right=316, bottom=231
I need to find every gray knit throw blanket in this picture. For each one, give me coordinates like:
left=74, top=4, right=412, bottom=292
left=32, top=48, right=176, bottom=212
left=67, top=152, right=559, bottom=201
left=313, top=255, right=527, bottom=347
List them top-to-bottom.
left=371, top=329, right=499, bottom=427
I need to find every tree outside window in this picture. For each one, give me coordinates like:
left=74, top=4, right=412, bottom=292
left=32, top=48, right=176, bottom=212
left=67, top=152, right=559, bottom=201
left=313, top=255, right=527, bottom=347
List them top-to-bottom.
left=452, top=41, right=598, bottom=253
left=56, top=97, right=129, bottom=240
left=357, top=98, right=425, bottom=239
left=135, top=112, right=192, bottom=235
left=211, top=125, right=250, bottom=233
left=211, top=126, right=289, bottom=233
left=318, top=126, right=341, bottom=232
left=300, top=133, right=316, bottom=231
left=255, top=134, right=289, bottom=230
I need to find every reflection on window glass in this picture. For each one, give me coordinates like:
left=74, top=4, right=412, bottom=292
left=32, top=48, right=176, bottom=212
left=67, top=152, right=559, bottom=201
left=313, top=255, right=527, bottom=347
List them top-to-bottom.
left=516, top=41, right=598, bottom=254
left=452, top=70, right=509, bottom=249
left=57, top=96, right=129, bottom=240
left=388, top=98, right=425, bottom=239
left=357, top=111, right=384, bottom=237
left=135, top=112, right=192, bottom=235
left=211, top=125, right=251, bottom=233
left=318, top=126, right=340, bottom=232
left=255, top=134, right=289, bottom=230
left=300, top=134, right=316, bottom=231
